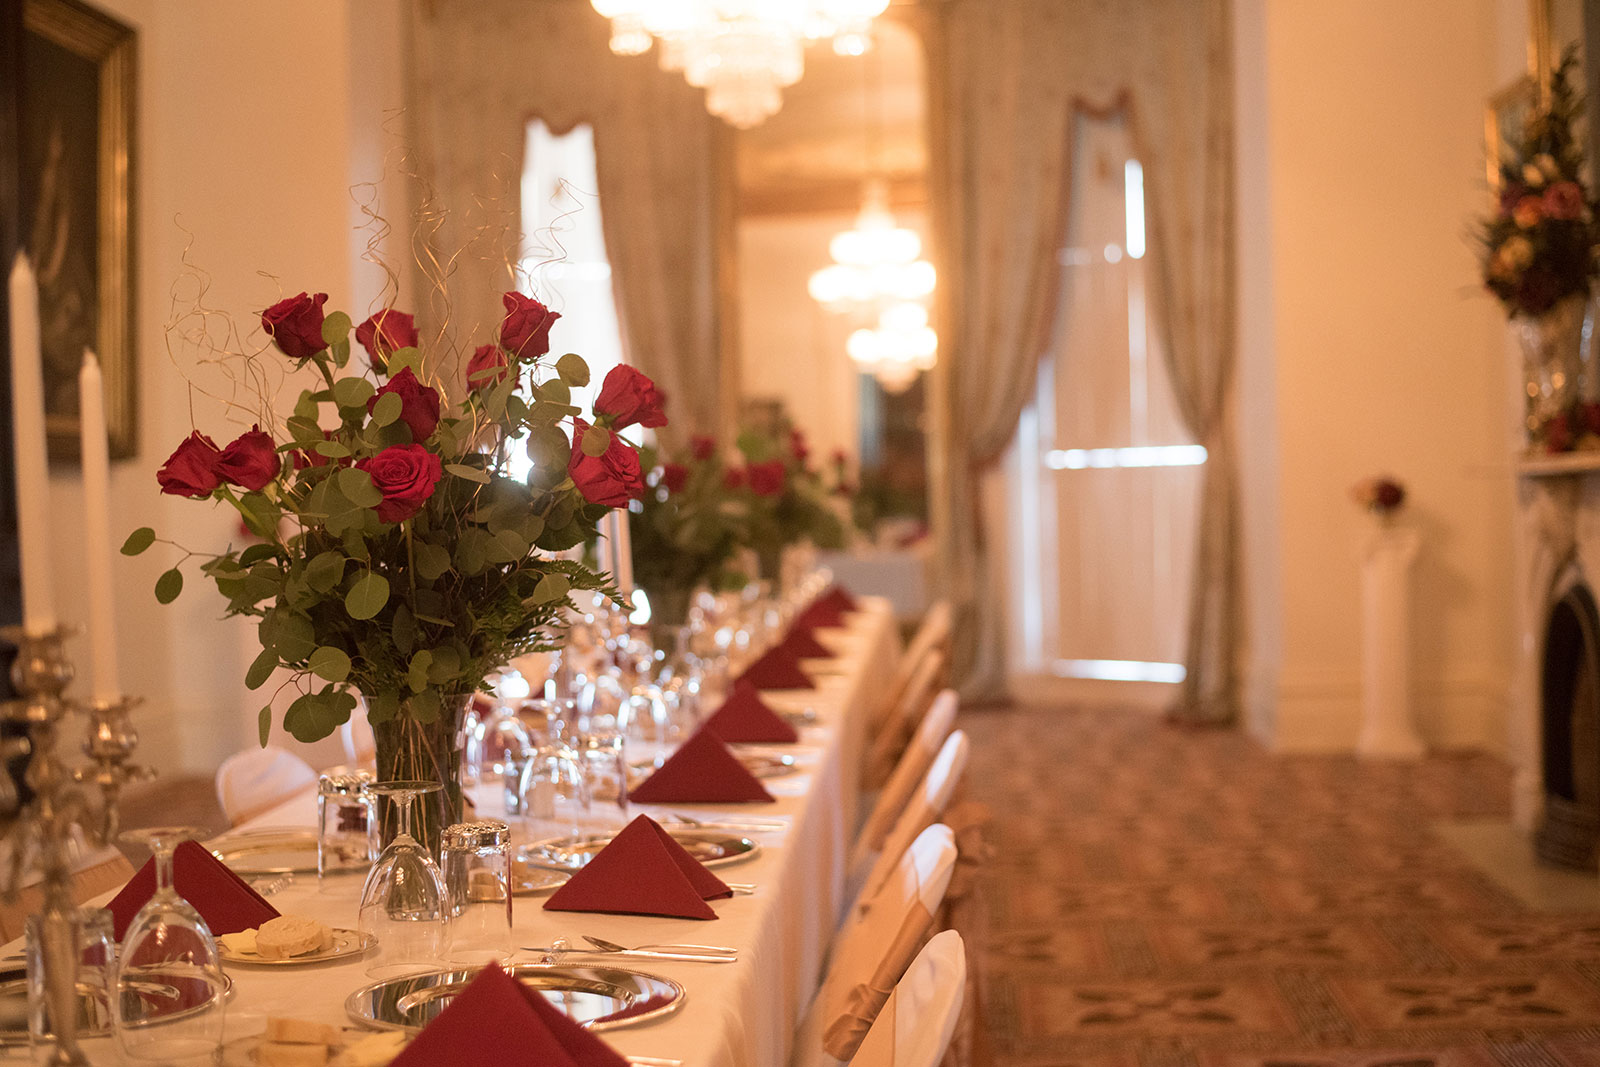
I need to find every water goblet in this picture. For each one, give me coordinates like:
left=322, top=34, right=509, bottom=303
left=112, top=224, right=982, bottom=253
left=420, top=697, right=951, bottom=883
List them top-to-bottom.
left=358, top=781, right=451, bottom=978
left=113, top=826, right=227, bottom=1063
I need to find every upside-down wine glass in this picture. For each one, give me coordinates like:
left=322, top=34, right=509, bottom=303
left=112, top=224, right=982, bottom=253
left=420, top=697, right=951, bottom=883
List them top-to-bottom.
left=358, top=781, right=451, bottom=978
left=113, top=826, right=227, bottom=1063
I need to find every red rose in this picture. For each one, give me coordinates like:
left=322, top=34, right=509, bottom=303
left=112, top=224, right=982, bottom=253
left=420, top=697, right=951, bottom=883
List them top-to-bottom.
left=1544, top=181, right=1586, bottom=221
left=261, top=292, right=329, bottom=360
left=499, top=292, right=560, bottom=360
left=354, top=309, right=418, bottom=370
left=466, top=343, right=510, bottom=389
left=594, top=365, right=667, bottom=431
left=367, top=367, right=441, bottom=443
left=568, top=419, right=645, bottom=507
left=215, top=425, right=281, bottom=491
left=788, top=430, right=809, bottom=462
left=157, top=431, right=224, bottom=498
left=690, top=435, right=717, bottom=461
left=356, top=444, right=443, bottom=523
left=748, top=459, right=786, bottom=497
left=661, top=463, right=689, bottom=493
left=723, top=467, right=746, bottom=490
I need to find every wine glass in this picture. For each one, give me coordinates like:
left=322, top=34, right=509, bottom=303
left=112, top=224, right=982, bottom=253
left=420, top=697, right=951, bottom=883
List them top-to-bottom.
left=358, top=781, right=451, bottom=978
left=114, top=826, right=227, bottom=1063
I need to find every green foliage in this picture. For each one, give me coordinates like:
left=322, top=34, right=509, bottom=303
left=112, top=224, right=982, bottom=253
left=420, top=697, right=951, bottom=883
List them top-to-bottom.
left=629, top=443, right=749, bottom=618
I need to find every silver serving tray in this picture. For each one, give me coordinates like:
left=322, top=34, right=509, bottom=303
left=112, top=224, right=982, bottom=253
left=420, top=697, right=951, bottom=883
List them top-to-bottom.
left=207, top=828, right=367, bottom=876
left=519, top=829, right=761, bottom=872
left=345, top=963, right=684, bottom=1033
left=0, top=970, right=234, bottom=1045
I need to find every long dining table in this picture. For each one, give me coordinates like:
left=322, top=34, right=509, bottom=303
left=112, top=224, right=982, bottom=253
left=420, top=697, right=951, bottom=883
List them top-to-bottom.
left=11, top=596, right=899, bottom=1066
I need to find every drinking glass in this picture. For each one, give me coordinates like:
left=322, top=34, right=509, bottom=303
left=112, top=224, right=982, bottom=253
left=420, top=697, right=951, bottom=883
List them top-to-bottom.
left=574, top=726, right=629, bottom=829
left=317, top=769, right=377, bottom=886
left=358, top=781, right=451, bottom=978
left=442, top=819, right=512, bottom=966
left=113, top=827, right=227, bottom=1063
left=27, top=906, right=113, bottom=1057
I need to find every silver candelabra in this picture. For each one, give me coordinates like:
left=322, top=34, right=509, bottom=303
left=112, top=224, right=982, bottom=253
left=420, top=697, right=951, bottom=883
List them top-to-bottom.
left=1, top=625, right=150, bottom=1065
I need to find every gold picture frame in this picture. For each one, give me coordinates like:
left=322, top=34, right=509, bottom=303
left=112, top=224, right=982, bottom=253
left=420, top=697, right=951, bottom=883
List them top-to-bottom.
left=20, top=0, right=136, bottom=460
left=1486, top=75, right=1538, bottom=190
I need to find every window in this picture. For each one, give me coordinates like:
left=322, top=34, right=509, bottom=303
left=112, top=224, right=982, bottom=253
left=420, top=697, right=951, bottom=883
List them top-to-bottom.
left=1008, top=116, right=1202, bottom=685
left=507, top=120, right=628, bottom=482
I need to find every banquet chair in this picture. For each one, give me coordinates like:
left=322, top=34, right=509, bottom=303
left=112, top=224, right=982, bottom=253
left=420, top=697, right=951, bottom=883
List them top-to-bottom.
left=869, top=600, right=952, bottom=737
left=863, top=649, right=946, bottom=788
left=851, top=690, right=959, bottom=877
left=853, top=730, right=969, bottom=907
left=214, top=746, right=318, bottom=827
left=793, top=823, right=959, bottom=1067
left=0, top=846, right=136, bottom=942
left=849, top=930, right=968, bottom=1067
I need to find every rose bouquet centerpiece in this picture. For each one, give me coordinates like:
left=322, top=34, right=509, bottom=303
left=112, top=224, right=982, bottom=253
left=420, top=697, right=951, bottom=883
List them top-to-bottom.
left=1479, top=48, right=1600, bottom=450
left=125, top=289, right=662, bottom=851
left=727, top=426, right=846, bottom=581
left=629, top=433, right=750, bottom=639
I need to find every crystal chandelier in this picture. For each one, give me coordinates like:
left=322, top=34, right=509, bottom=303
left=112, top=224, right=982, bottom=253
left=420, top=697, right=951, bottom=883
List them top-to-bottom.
left=590, top=0, right=890, bottom=128
left=809, top=180, right=937, bottom=393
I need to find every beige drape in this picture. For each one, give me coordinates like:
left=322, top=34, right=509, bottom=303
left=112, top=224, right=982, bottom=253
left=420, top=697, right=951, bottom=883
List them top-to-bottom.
left=405, top=0, right=725, bottom=446
left=922, top=0, right=1238, bottom=722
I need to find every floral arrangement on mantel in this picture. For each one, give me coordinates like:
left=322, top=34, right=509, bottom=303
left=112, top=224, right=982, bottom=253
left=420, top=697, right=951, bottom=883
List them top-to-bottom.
left=1479, top=48, right=1600, bottom=453
left=123, top=288, right=664, bottom=848
left=727, top=426, right=846, bottom=579
left=628, top=433, right=750, bottom=632
left=1349, top=476, right=1406, bottom=519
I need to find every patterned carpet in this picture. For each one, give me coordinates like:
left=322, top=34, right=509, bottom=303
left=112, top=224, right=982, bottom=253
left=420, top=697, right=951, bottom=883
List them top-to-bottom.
left=961, top=705, right=1600, bottom=1067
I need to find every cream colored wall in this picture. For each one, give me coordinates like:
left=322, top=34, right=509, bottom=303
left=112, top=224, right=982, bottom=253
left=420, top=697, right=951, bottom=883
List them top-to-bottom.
left=37, top=0, right=405, bottom=780
left=1236, top=0, right=1521, bottom=751
left=737, top=212, right=866, bottom=461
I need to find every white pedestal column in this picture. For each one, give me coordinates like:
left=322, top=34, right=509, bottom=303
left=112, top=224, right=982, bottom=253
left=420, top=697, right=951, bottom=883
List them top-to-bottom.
left=1357, top=522, right=1427, bottom=759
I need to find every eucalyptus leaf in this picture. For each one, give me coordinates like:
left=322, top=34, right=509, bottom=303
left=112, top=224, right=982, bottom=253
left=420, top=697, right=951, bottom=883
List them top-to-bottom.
left=321, top=311, right=353, bottom=346
left=556, top=352, right=590, bottom=387
left=332, top=376, right=375, bottom=409
left=370, top=390, right=403, bottom=428
left=581, top=424, right=611, bottom=457
left=315, top=439, right=352, bottom=459
left=446, top=463, right=490, bottom=485
left=336, top=467, right=383, bottom=508
left=121, top=527, right=155, bottom=556
left=485, top=528, right=530, bottom=564
left=415, top=542, right=452, bottom=581
left=305, top=550, right=346, bottom=593
left=155, top=568, right=183, bottom=604
left=345, top=571, right=390, bottom=620
left=531, top=571, right=570, bottom=605
left=309, top=645, right=352, bottom=683
left=245, top=647, right=278, bottom=691
left=408, top=650, right=433, bottom=693
left=409, top=688, right=441, bottom=724
left=367, top=690, right=400, bottom=725
left=258, top=705, right=272, bottom=747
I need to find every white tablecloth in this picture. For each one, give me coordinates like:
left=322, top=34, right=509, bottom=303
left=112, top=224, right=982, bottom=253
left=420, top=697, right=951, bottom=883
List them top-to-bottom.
left=11, top=598, right=898, bottom=1066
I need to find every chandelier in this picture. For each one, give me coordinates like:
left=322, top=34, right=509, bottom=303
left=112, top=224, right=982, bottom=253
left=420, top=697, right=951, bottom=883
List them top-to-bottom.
left=590, top=0, right=890, bottom=128
left=808, top=180, right=937, bottom=393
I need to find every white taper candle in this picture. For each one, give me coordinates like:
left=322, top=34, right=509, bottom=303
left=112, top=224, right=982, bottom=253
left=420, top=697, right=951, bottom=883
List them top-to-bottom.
left=8, top=252, right=56, bottom=634
left=79, top=349, right=119, bottom=701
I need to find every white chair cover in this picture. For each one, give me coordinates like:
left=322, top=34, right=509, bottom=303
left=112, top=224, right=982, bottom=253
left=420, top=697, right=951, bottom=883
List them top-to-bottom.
left=870, top=600, right=952, bottom=733
left=865, top=650, right=947, bottom=786
left=851, top=690, right=959, bottom=876
left=858, top=731, right=970, bottom=904
left=215, top=746, right=318, bottom=826
left=793, top=824, right=958, bottom=1067
left=850, top=930, right=968, bottom=1067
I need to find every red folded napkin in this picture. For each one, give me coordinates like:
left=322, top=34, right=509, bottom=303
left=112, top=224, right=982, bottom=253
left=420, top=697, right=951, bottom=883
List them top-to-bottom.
left=823, top=584, right=859, bottom=611
left=798, top=585, right=859, bottom=630
left=780, top=627, right=833, bottom=660
left=739, top=644, right=815, bottom=690
left=704, top=681, right=800, bottom=744
left=627, top=726, right=776, bottom=805
left=544, top=815, right=731, bottom=920
left=109, top=840, right=279, bottom=941
left=389, top=962, right=628, bottom=1067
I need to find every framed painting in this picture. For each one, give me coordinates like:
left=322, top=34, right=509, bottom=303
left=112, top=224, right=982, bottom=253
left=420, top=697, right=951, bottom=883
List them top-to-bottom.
left=18, top=0, right=136, bottom=460
left=1486, top=75, right=1537, bottom=191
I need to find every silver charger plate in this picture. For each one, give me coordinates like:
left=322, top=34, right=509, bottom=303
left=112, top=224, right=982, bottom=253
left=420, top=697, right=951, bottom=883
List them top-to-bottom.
left=626, top=752, right=796, bottom=781
left=207, top=828, right=367, bottom=876
left=519, top=829, right=761, bottom=872
left=510, top=860, right=571, bottom=897
left=219, top=927, right=375, bottom=966
left=345, top=963, right=684, bottom=1033
left=0, top=970, right=234, bottom=1045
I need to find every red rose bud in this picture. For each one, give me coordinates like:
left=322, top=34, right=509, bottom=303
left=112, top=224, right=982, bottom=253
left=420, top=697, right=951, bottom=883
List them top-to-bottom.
left=1544, top=181, right=1586, bottom=221
left=260, top=292, right=329, bottom=360
left=499, top=292, right=560, bottom=360
left=354, top=308, right=418, bottom=370
left=465, top=343, right=510, bottom=389
left=594, top=365, right=667, bottom=431
left=367, top=367, right=441, bottom=443
left=569, top=419, right=645, bottom=507
left=215, top=425, right=281, bottom=492
left=789, top=430, right=809, bottom=462
left=157, top=431, right=225, bottom=498
left=690, top=434, right=717, bottom=461
left=356, top=443, right=444, bottom=523
left=748, top=459, right=786, bottom=497
left=661, top=463, right=689, bottom=493
left=723, top=467, right=746, bottom=490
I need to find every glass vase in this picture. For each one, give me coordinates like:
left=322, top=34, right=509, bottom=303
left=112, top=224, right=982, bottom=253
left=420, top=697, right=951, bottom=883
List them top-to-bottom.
left=1517, top=292, right=1590, bottom=443
left=369, top=693, right=471, bottom=858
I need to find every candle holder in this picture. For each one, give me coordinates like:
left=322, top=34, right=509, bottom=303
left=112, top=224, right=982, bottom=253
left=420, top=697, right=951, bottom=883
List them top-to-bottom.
left=1, top=624, right=151, bottom=1065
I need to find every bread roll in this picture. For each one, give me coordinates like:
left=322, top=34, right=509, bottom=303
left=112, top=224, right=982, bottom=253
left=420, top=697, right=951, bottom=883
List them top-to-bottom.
left=255, top=916, right=332, bottom=960
left=218, top=929, right=258, bottom=955
left=263, top=1017, right=338, bottom=1046
left=331, top=1031, right=407, bottom=1067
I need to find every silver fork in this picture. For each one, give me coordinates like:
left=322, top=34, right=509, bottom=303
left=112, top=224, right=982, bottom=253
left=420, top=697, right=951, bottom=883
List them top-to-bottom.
left=584, top=934, right=736, bottom=957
